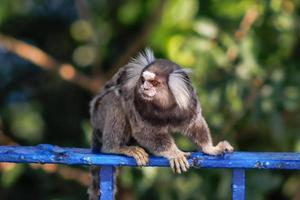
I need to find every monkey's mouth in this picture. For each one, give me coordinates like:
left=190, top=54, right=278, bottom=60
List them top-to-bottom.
left=140, top=90, right=155, bottom=101
left=140, top=93, right=154, bottom=101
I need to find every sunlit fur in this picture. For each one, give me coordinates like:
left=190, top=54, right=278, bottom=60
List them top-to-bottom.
left=125, top=48, right=155, bottom=89
left=169, top=69, right=191, bottom=110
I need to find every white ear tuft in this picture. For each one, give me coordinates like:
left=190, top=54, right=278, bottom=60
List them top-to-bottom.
left=125, top=48, right=155, bottom=89
left=135, top=48, right=155, bottom=66
left=181, top=68, right=193, bottom=74
left=169, top=70, right=191, bottom=110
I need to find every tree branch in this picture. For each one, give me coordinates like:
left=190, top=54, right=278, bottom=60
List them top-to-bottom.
left=227, top=7, right=258, bottom=61
left=234, top=7, right=258, bottom=40
left=220, top=8, right=260, bottom=138
left=0, top=33, right=102, bottom=94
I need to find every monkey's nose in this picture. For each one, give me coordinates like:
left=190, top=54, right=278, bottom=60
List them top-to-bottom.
left=143, top=82, right=152, bottom=90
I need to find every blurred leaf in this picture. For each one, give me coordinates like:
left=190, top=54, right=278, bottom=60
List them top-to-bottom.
left=118, top=0, right=141, bottom=25
left=194, top=19, right=219, bottom=39
left=70, top=20, right=93, bottom=42
left=72, top=45, right=96, bottom=67
left=9, top=103, right=44, bottom=143
left=81, top=120, right=92, bottom=146
left=1, top=164, right=24, bottom=188
left=247, top=171, right=282, bottom=200
left=283, top=174, right=300, bottom=198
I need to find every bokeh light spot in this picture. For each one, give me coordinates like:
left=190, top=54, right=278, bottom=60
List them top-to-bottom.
left=70, top=20, right=93, bottom=42
left=72, top=45, right=96, bottom=67
left=59, top=64, right=75, bottom=80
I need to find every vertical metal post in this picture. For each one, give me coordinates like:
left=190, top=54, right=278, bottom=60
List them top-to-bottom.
left=99, top=166, right=114, bottom=200
left=232, top=169, right=245, bottom=200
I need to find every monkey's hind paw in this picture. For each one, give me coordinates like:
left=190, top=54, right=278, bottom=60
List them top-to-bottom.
left=119, top=146, right=149, bottom=166
left=169, top=152, right=190, bottom=174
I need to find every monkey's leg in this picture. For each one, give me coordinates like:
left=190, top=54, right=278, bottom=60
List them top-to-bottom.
left=100, top=110, right=149, bottom=166
left=185, top=117, right=234, bottom=155
left=133, top=133, right=190, bottom=173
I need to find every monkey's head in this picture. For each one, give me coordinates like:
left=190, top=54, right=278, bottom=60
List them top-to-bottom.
left=125, top=49, right=196, bottom=119
left=137, top=59, right=176, bottom=105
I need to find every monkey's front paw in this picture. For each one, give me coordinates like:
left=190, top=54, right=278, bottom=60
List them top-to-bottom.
left=219, top=140, right=234, bottom=153
left=202, top=141, right=234, bottom=156
left=119, top=146, right=149, bottom=166
left=169, top=152, right=190, bottom=174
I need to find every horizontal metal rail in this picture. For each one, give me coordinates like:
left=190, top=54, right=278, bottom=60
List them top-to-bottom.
left=0, top=144, right=299, bottom=200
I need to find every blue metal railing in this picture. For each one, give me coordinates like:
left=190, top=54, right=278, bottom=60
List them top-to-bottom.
left=0, top=144, right=299, bottom=200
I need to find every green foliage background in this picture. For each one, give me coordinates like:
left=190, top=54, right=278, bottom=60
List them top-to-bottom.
left=0, top=0, right=299, bottom=199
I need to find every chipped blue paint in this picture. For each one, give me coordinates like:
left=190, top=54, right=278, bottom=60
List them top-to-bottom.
left=0, top=144, right=299, bottom=200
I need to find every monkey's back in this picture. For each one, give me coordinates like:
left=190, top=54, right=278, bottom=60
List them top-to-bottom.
left=90, top=89, right=125, bottom=131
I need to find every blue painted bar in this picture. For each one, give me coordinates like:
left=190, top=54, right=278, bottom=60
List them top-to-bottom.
left=0, top=144, right=300, bottom=170
left=99, top=166, right=114, bottom=200
left=232, top=169, right=245, bottom=200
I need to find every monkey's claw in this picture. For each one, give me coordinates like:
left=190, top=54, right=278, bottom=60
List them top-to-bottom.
left=119, top=146, right=149, bottom=166
left=169, top=152, right=190, bottom=174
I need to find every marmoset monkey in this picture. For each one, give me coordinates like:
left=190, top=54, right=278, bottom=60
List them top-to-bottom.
left=88, top=49, right=233, bottom=200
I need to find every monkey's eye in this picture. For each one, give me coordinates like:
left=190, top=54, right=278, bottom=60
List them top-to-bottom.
left=141, top=77, right=145, bottom=83
left=149, top=80, right=160, bottom=87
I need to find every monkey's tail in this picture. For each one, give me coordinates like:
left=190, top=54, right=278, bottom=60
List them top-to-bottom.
left=88, top=129, right=118, bottom=200
left=88, top=129, right=102, bottom=200
left=88, top=165, right=101, bottom=200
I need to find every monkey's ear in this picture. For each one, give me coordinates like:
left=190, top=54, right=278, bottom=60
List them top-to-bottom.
left=125, top=48, right=155, bottom=89
left=169, top=69, right=191, bottom=110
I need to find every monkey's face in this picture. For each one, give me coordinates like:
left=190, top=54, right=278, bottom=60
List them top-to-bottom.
left=137, top=70, right=176, bottom=109
left=138, top=71, right=160, bottom=101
